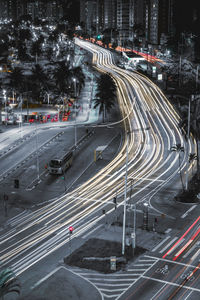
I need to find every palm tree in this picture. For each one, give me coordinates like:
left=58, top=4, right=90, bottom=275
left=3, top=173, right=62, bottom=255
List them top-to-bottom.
left=31, top=41, right=42, bottom=63
left=31, top=64, right=50, bottom=102
left=7, top=67, right=25, bottom=97
left=93, top=74, right=116, bottom=122
left=171, top=144, right=185, bottom=191
left=189, top=153, right=198, bottom=175
left=0, top=268, right=20, bottom=300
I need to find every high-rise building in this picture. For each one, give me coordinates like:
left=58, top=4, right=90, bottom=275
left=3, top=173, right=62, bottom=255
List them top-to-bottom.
left=0, top=0, right=64, bottom=22
left=0, top=0, right=16, bottom=20
left=80, top=0, right=97, bottom=35
left=103, top=0, right=117, bottom=29
left=117, top=0, right=130, bottom=42
left=145, top=0, right=175, bottom=46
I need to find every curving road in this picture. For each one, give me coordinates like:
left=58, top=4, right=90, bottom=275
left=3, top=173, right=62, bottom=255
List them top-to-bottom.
left=0, top=39, right=197, bottom=299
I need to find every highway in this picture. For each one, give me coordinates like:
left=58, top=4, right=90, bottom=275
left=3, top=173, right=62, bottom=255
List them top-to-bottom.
left=0, top=39, right=198, bottom=299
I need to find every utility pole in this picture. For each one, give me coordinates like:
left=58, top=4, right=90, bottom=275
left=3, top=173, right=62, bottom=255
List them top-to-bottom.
left=179, top=56, right=182, bottom=87
left=196, top=65, right=199, bottom=91
left=185, top=95, right=192, bottom=190
left=35, top=122, right=40, bottom=180
left=122, top=132, right=129, bottom=255
left=129, top=178, right=136, bottom=256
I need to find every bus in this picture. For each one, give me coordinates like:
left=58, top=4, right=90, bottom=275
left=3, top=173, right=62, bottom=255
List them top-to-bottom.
left=48, top=151, right=73, bottom=175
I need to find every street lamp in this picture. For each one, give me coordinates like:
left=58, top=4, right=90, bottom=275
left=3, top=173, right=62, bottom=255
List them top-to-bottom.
left=73, top=77, right=77, bottom=97
left=3, top=90, right=7, bottom=126
left=35, top=121, right=40, bottom=180
left=122, top=131, right=130, bottom=255
left=143, top=202, right=149, bottom=230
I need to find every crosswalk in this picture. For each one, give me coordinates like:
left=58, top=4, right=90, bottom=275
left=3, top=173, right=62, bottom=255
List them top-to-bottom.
left=151, top=234, right=200, bottom=262
left=68, top=257, right=158, bottom=299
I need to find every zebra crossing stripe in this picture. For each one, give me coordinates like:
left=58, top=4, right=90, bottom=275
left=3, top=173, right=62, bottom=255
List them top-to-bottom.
left=152, top=236, right=171, bottom=252
left=159, top=237, right=178, bottom=253
left=183, top=243, right=200, bottom=258
left=127, top=269, right=146, bottom=272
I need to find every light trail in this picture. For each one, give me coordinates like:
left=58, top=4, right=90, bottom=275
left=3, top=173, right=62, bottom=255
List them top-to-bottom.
left=0, top=38, right=196, bottom=279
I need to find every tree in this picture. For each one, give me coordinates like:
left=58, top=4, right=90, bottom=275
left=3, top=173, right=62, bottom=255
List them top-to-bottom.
left=19, top=28, right=32, bottom=42
left=31, top=41, right=42, bottom=63
left=52, top=61, right=72, bottom=101
left=31, top=64, right=50, bottom=102
left=7, top=67, right=25, bottom=97
left=93, top=74, right=116, bottom=122
left=171, top=144, right=185, bottom=191
left=0, top=268, right=20, bottom=300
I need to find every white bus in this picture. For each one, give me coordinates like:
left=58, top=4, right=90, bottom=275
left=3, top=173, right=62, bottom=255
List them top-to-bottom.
left=48, top=151, right=73, bottom=175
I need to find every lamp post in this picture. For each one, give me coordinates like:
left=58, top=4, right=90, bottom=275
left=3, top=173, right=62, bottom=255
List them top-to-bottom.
left=73, top=77, right=77, bottom=98
left=3, top=90, right=7, bottom=126
left=185, top=95, right=192, bottom=190
left=35, top=122, right=40, bottom=180
left=122, top=131, right=130, bottom=255
left=143, top=202, right=149, bottom=230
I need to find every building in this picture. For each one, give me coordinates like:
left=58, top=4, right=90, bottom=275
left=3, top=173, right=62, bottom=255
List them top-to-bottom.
left=0, top=0, right=64, bottom=22
left=0, top=0, right=16, bottom=20
left=80, top=0, right=97, bottom=35
left=117, top=0, right=130, bottom=42
left=145, top=0, right=175, bottom=46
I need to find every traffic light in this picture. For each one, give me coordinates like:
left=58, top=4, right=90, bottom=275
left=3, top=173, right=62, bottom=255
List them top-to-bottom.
left=97, top=35, right=101, bottom=40
left=14, top=179, right=19, bottom=188
left=69, top=226, right=74, bottom=234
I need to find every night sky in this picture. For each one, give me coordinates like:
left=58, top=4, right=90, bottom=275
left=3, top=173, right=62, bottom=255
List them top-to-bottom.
left=63, top=0, right=80, bottom=24
left=174, top=0, right=200, bottom=35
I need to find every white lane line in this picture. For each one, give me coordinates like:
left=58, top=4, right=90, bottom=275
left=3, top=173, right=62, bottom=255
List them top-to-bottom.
left=181, top=205, right=197, bottom=218
left=165, top=228, right=172, bottom=234
left=152, top=236, right=171, bottom=252
left=159, top=237, right=178, bottom=254
left=166, top=238, right=185, bottom=255
left=183, top=243, right=199, bottom=258
left=144, top=254, right=199, bottom=268
left=139, top=259, right=157, bottom=262
left=134, top=264, right=153, bottom=266
left=31, top=267, right=60, bottom=289
left=127, top=269, right=147, bottom=272
left=142, top=275, right=200, bottom=293
left=79, top=277, right=135, bottom=281
left=96, top=283, right=131, bottom=287
left=149, top=283, right=167, bottom=300
left=100, top=288, right=126, bottom=292
left=184, top=291, right=193, bottom=299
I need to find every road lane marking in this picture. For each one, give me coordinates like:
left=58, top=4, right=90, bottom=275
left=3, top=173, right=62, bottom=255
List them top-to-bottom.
left=181, top=205, right=197, bottom=219
left=165, top=228, right=172, bottom=233
left=152, top=236, right=171, bottom=252
left=159, top=237, right=178, bottom=253
left=183, top=242, right=200, bottom=258
left=144, top=255, right=200, bottom=269
left=31, top=267, right=60, bottom=289
left=142, top=275, right=200, bottom=293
